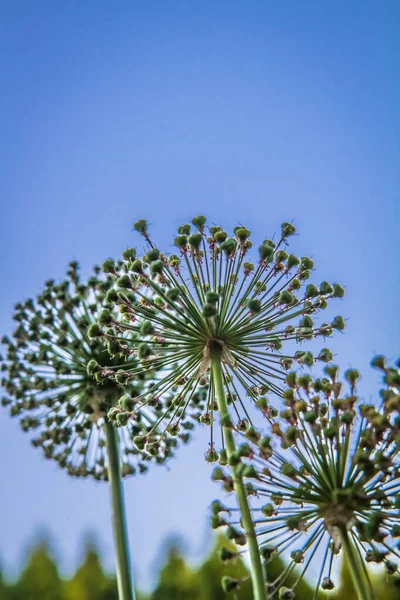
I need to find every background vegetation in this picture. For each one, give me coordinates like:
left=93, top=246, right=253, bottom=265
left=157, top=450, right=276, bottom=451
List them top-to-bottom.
left=1, top=533, right=398, bottom=600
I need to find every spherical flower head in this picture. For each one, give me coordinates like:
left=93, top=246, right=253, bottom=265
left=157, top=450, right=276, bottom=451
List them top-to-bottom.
left=94, top=217, right=345, bottom=457
left=0, top=261, right=183, bottom=480
left=214, top=360, right=400, bottom=595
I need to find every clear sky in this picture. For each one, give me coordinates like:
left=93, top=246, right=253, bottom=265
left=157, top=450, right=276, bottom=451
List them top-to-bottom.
left=0, top=1, right=399, bottom=591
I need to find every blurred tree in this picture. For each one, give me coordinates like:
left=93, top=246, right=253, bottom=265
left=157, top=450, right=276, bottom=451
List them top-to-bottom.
left=12, top=539, right=64, bottom=600
left=65, top=540, right=118, bottom=600
left=151, top=545, right=202, bottom=600
left=0, top=562, right=11, bottom=600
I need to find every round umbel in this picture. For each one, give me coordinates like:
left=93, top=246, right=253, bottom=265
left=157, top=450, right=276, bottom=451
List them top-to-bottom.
left=93, top=216, right=345, bottom=600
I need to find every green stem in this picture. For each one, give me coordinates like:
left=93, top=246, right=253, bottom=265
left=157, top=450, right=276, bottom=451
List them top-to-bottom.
left=211, top=345, right=267, bottom=600
left=105, top=422, right=135, bottom=600
left=340, top=528, right=375, bottom=600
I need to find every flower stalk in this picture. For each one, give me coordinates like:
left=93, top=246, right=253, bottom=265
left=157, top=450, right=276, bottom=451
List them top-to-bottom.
left=211, top=342, right=267, bottom=600
left=105, top=421, right=135, bottom=600
left=340, top=528, right=375, bottom=600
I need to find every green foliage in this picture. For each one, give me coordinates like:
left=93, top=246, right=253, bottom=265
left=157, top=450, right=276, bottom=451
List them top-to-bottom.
left=1, top=535, right=399, bottom=600
left=13, top=540, right=64, bottom=600
left=64, top=540, right=117, bottom=600
left=151, top=545, right=202, bottom=600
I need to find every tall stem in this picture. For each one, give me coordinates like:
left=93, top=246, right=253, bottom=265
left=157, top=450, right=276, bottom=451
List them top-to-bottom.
left=211, top=346, right=267, bottom=600
left=105, top=421, right=135, bottom=600
left=340, top=528, right=374, bottom=600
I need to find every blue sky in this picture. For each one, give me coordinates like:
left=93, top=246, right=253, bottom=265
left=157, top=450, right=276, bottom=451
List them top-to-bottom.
left=0, top=1, right=399, bottom=590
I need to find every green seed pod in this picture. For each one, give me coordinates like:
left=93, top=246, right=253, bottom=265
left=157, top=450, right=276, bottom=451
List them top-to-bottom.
left=192, top=215, right=207, bottom=230
left=133, top=219, right=148, bottom=235
left=281, top=222, right=296, bottom=237
left=178, top=224, right=191, bottom=235
left=235, top=227, right=251, bottom=242
left=214, top=230, right=227, bottom=243
left=188, top=233, right=203, bottom=249
left=174, top=235, right=188, bottom=248
left=220, top=238, right=237, bottom=257
left=259, top=243, right=274, bottom=262
left=123, top=248, right=136, bottom=261
left=145, top=249, right=160, bottom=263
left=276, top=250, right=288, bottom=262
left=287, top=254, right=300, bottom=269
left=301, top=256, right=314, bottom=270
left=102, top=259, right=115, bottom=273
left=150, top=260, right=164, bottom=275
left=243, top=261, right=255, bottom=274
left=298, top=269, right=311, bottom=281
left=117, top=274, right=132, bottom=289
left=320, top=281, right=333, bottom=295
left=333, top=283, right=345, bottom=298
left=305, top=284, right=319, bottom=298
left=166, top=288, right=180, bottom=302
left=105, top=289, right=119, bottom=304
left=206, top=291, right=220, bottom=304
left=278, top=291, right=295, bottom=305
left=246, top=299, right=262, bottom=314
left=203, top=303, right=217, bottom=318
left=98, top=309, right=113, bottom=326
left=300, top=315, right=314, bottom=328
left=332, top=315, right=345, bottom=330
left=140, top=320, right=155, bottom=336
left=88, top=324, right=102, bottom=338
left=138, top=343, right=152, bottom=360
left=318, top=348, right=333, bottom=363
left=371, top=355, right=386, bottom=370
left=86, top=359, right=99, bottom=377
left=345, top=369, right=360, bottom=386
left=115, top=370, right=130, bottom=384
left=286, top=372, right=297, bottom=388
left=119, top=395, right=135, bottom=412
left=256, top=396, right=269, bottom=410
left=107, top=407, right=119, bottom=421
left=341, top=411, right=354, bottom=424
left=116, top=413, right=129, bottom=427
left=199, top=413, right=212, bottom=425
left=237, top=418, right=250, bottom=432
left=167, top=423, right=180, bottom=436
left=244, top=427, right=260, bottom=443
left=133, top=435, right=147, bottom=450
left=237, top=443, right=252, bottom=458
left=205, top=447, right=220, bottom=463
left=281, top=462, right=297, bottom=478
left=211, top=467, right=226, bottom=481
left=211, top=500, right=228, bottom=515
left=261, top=503, right=275, bottom=517
left=211, top=514, right=225, bottom=529
left=226, top=525, right=246, bottom=545
left=220, top=547, right=236, bottom=562
left=290, top=550, right=304, bottom=564
left=221, top=577, right=240, bottom=593
left=321, top=577, right=335, bottom=590
left=279, top=588, right=295, bottom=599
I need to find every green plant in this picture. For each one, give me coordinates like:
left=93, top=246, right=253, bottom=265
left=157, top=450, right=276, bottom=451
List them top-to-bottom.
left=94, top=216, right=344, bottom=600
left=0, top=262, right=190, bottom=600
left=214, top=359, right=400, bottom=599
